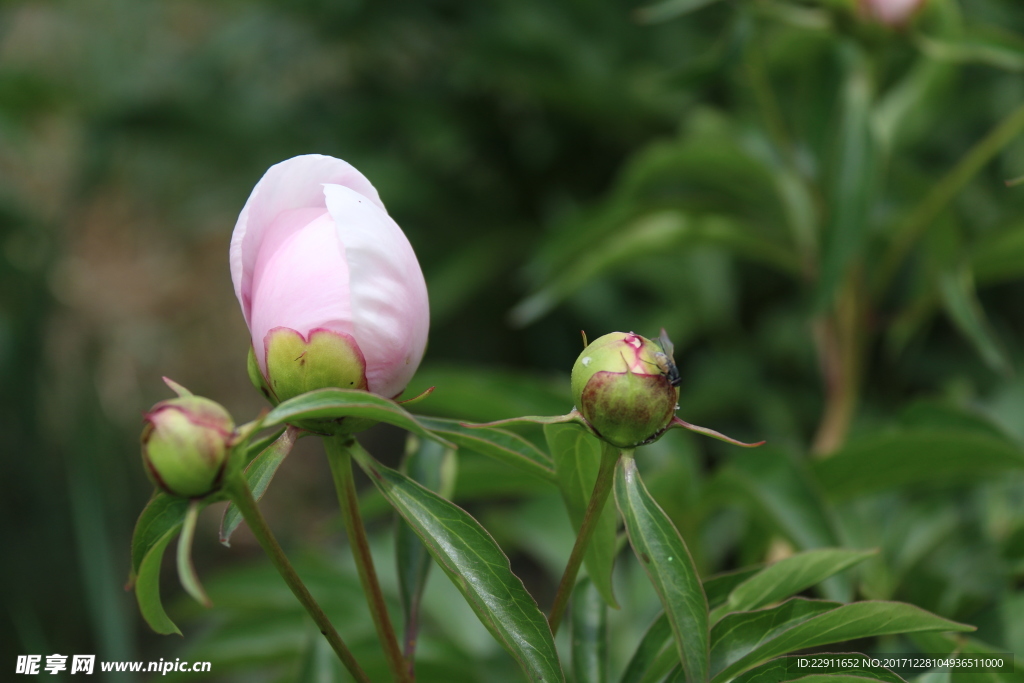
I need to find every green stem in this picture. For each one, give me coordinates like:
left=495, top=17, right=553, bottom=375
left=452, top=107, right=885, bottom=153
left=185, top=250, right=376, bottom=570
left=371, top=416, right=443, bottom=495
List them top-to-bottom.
left=874, top=101, right=1024, bottom=294
left=811, top=277, right=862, bottom=456
left=324, top=435, right=410, bottom=683
left=548, top=442, right=620, bottom=635
left=224, top=476, right=371, bottom=683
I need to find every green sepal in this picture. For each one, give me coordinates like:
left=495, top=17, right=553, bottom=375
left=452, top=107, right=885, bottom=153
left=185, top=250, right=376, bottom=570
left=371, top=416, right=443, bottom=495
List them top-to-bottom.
left=264, top=327, right=367, bottom=403
left=247, top=345, right=278, bottom=405
left=177, top=500, right=210, bottom=607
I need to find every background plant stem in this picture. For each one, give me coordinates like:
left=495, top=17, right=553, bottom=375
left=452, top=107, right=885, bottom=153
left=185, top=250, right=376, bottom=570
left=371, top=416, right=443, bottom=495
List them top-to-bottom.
left=812, top=276, right=863, bottom=456
left=324, top=435, right=411, bottom=683
left=547, top=442, right=620, bottom=635
left=224, top=476, right=371, bottom=683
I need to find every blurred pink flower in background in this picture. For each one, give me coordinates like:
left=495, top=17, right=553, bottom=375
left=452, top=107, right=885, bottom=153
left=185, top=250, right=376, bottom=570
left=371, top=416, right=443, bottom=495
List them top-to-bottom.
left=860, top=0, right=926, bottom=25
left=230, top=155, right=429, bottom=401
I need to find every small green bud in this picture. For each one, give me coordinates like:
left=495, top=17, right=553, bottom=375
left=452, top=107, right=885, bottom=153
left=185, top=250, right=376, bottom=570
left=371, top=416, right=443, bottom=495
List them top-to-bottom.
left=571, top=332, right=679, bottom=448
left=141, top=396, right=235, bottom=498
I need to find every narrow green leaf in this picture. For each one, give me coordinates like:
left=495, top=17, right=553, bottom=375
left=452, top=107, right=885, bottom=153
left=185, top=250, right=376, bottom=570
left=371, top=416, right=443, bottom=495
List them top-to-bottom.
left=635, top=0, right=725, bottom=23
left=916, top=28, right=1024, bottom=72
left=815, top=44, right=877, bottom=310
left=873, top=58, right=952, bottom=155
left=876, top=102, right=1024, bottom=293
left=510, top=212, right=799, bottom=326
left=972, top=221, right=1024, bottom=285
left=938, top=267, right=1011, bottom=375
left=263, top=388, right=453, bottom=448
left=418, top=416, right=555, bottom=482
left=545, top=423, right=619, bottom=608
left=220, top=426, right=299, bottom=546
left=242, top=426, right=287, bottom=467
left=812, top=430, right=1024, bottom=500
left=397, top=437, right=456, bottom=667
left=711, top=446, right=848, bottom=601
left=715, top=446, right=838, bottom=552
left=351, top=448, right=564, bottom=682
left=615, top=454, right=708, bottom=683
left=131, top=493, right=189, bottom=577
left=176, top=500, right=210, bottom=607
left=135, top=525, right=182, bottom=635
left=710, top=548, right=877, bottom=622
left=704, top=567, right=763, bottom=610
left=572, top=577, right=608, bottom=683
left=711, top=598, right=843, bottom=678
left=710, top=600, right=973, bottom=683
left=619, top=612, right=672, bottom=683
left=296, top=629, right=343, bottom=683
left=911, top=632, right=1024, bottom=683
left=731, top=654, right=905, bottom=683
left=664, top=665, right=687, bottom=683
left=789, top=677, right=904, bottom=683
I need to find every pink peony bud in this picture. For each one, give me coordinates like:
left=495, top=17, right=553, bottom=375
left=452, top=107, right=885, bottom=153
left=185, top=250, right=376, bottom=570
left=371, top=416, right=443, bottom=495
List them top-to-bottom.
left=859, top=0, right=926, bottom=26
left=230, top=155, right=429, bottom=403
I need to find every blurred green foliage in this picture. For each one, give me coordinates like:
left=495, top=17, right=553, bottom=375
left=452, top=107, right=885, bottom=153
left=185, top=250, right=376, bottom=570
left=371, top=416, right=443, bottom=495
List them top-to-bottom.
left=3, top=0, right=1024, bottom=680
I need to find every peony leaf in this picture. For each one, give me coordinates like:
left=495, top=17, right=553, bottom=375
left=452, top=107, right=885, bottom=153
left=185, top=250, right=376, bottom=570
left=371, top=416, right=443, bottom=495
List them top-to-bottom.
left=264, top=388, right=454, bottom=447
left=419, top=416, right=555, bottom=481
left=813, top=430, right=1024, bottom=500
left=396, top=436, right=456, bottom=668
left=350, top=446, right=564, bottom=682
left=615, top=454, right=708, bottom=683
left=710, top=548, right=877, bottom=623
left=571, top=577, right=608, bottom=683
left=710, top=600, right=974, bottom=683
left=620, top=612, right=674, bottom=683
left=729, top=654, right=905, bottom=683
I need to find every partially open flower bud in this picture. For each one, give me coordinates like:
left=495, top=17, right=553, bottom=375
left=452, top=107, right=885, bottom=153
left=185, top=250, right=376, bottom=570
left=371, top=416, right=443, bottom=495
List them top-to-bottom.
left=230, top=155, right=429, bottom=405
left=571, top=332, right=679, bottom=448
left=141, top=397, right=235, bottom=498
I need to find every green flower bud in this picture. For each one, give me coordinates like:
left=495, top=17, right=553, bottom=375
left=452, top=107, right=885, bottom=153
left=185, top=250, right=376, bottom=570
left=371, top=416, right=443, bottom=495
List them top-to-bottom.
left=571, top=332, right=679, bottom=448
left=141, top=396, right=235, bottom=498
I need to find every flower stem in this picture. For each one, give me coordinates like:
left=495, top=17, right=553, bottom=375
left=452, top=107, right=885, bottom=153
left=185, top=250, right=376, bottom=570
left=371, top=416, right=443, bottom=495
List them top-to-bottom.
left=324, top=435, right=410, bottom=683
left=547, top=442, right=620, bottom=636
left=224, top=475, right=371, bottom=683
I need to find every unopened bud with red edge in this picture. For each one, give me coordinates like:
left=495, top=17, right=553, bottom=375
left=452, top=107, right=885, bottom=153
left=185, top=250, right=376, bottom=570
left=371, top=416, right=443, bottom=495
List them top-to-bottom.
left=571, top=332, right=679, bottom=449
left=141, top=396, right=235, bottom=498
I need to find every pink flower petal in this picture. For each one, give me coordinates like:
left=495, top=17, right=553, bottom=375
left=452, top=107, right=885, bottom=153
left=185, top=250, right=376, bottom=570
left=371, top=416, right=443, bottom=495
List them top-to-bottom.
left=230, top=155, right=384, bottom=328
left=324, top=184, right=429, bottom=398
left=248, top=208, right=354, bottom=374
